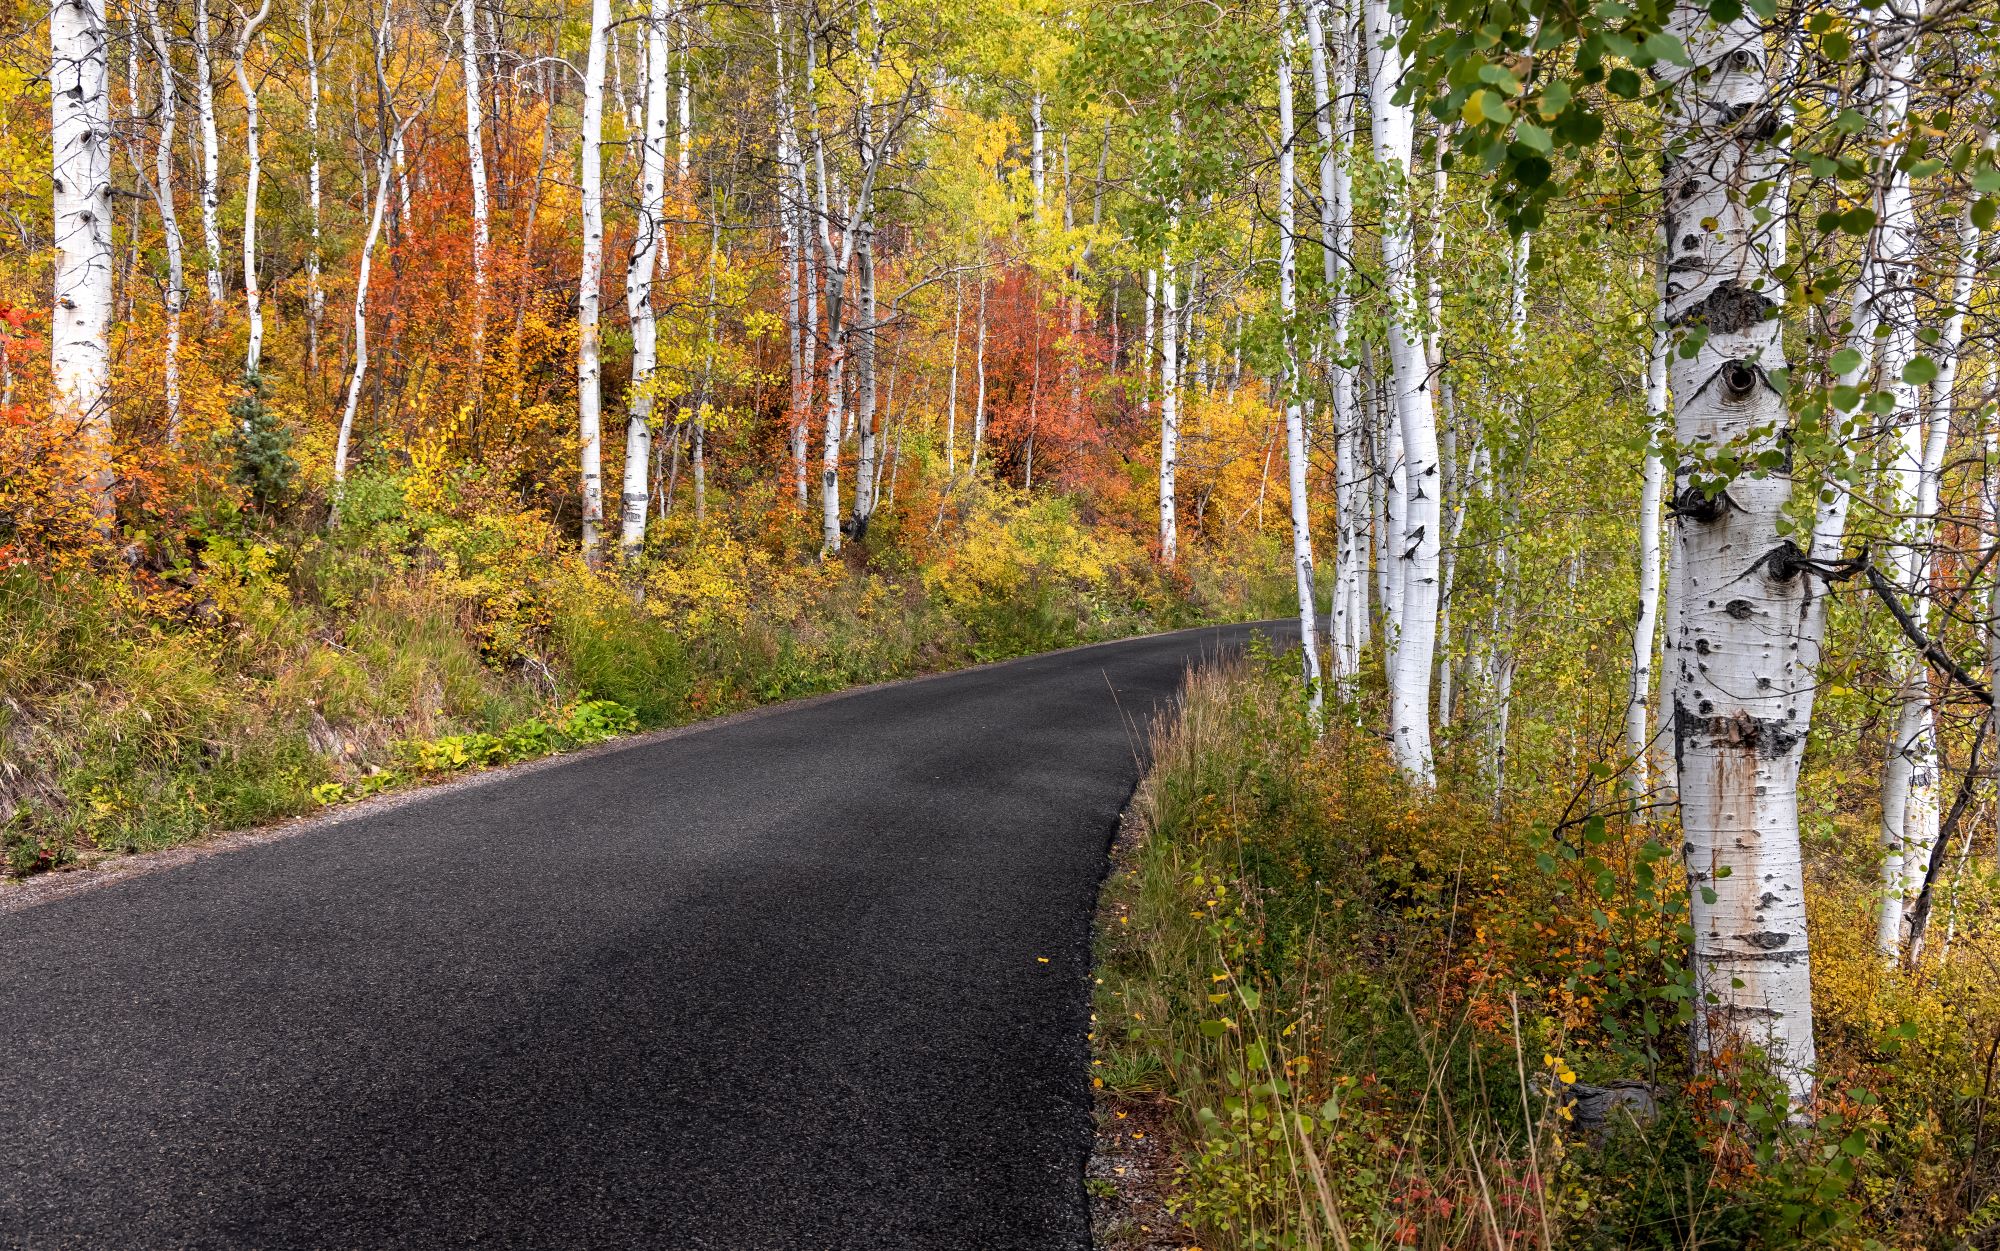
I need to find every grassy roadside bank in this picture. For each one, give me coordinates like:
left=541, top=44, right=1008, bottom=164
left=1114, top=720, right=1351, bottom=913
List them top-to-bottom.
left=1, top=476, right=1285, bottom=880
left=1090, top=650, right=1997, bottom=1250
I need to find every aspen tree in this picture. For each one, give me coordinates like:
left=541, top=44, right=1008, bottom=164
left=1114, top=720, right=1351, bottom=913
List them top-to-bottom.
left=52, top=0, right=115, bottom=522
left=144, top=0, right=186, bottom=443
left=192, top=0, right=223, bottom=319
left=233, top=0, right=271, bottom=375
left=305, top=0, right=323, bottom=372
left=461, top=0, right=490, bottom=363
left=577, top=0, right=611, bottom=565
left=619, top=0, right=671, bottom=557
left=1276, top=0, right=1321, bottom=721
left=1362, top=0, right=1441, bottom=780
left=1662, top=0, right=1818, bottom=1105
left=332, top=12, right=411, bottom=523
left=1158, top=251, right=1179, bottom=564
left=1628, top=251, right=1669, bottom=803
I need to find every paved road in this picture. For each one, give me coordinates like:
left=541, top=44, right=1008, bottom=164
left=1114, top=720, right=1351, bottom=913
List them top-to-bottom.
left=0, top=622, right=1283, bottom=1250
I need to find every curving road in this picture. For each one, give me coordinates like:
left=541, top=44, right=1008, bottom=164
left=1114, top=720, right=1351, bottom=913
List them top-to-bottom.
left=0, top=622, right=1283, bottom=1250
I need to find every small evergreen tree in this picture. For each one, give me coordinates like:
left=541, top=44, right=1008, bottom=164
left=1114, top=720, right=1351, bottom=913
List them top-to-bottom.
left=224, top=370, right=296, bottom=510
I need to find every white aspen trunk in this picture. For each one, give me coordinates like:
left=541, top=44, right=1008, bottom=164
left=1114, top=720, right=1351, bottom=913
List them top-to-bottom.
left=51, top=0, right=115, bottom=522
left=144, top=0, right=185, bottom=443
left=193, top=0, right=222, bottom=316
left=233, top=0, right=270, bottom=375
left=461, top=0, right=490, bottom=361
left=577, top=0, right=611, bottom=565
left=618, top=0, right=670, bottom=557
left=1275, top=0, right=1322, bottom=721
left=1304, top=0, right=1355, bottom=686
left=1330, top=0, right=1363, bottom=679
left=1363, top=0, right=1439, bottom=780
left=1663, top=0, right=1817, bottom=1106
left=305, top=1, right=323, bottom=374
left=772, top=1, right=808, bottom=507
left=120, top=6, right=141, bottom=325
left=1860, top=7, right=1936, bottom=959
left=676, top=10, right=691, bottom=182
left=851, top=15, right=883, bottom=534
left=611, top=24, right=636, bottom=134
left=1029, top=87, right=1045, bottom=212
left=815, top=91, right=847, bottom=554
left=392, top=130, right=412, bottom=228
left=332, top=144, right=394, bottom=521
left=1877, top=148, right=1978, bottom=956
left=1628, top=252, right=1670, bottom=799
left=1158, top=254, right=1180, bottom=564
left=1141, top=268, right=1155, bottom=422
left=971, top=272, right=987, bottom=470
left=945, top=277, right=962, bottom=474
left=1436, top=381, right=1461, bottom=723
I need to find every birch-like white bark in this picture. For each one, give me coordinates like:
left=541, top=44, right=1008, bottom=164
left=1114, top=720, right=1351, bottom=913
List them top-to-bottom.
left=52, top=0, right=115, bottom=521
left=144, top=0, right=185, bottom=442
left=193, top=0, right=222, bottom=316
left=233, top=0, right=271, bottom=375
left=461, top=0, right=490, bottom=360
left=577, top=0, right=611, bottom=565
left=618, top=0, right=670, bottom=556
left=1276, top=0, right=1321, bottom=721
left=1363, top=0, right=1440, bottom=780
left=1663, top=0, right=1817, bottom=1105
left=305, top=1, right=323, bottom=372
left=772, top=1, right=808, bottom=506
left=676, top=9, right=691, bottom=182
left=1029, top=87, right=1045, bottom=212
left=333, top=140, right=396, bottom=522
left=1628, top=250, right=1670, bottom=800
left=1158, top=253, right=1180, bottom=564
left=971, top=272, right=987, bottom=470
left=945, top=278, right=962, bottom=474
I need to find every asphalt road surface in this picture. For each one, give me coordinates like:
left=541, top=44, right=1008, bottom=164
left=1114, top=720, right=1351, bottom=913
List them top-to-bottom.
left=0, top=621, right=1285, bottom=1250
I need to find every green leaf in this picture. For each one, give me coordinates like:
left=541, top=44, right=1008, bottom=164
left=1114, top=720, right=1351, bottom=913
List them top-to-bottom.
left=1822, top=30, right=1850, bottom=60
left=1644, top=32, right=1689, bottom=65
left=1606, top=67, right=1642, bottom=99
left=1538, top=79, right=1570, bottom=119
left=1480, top=90, right=1514, bottom=125
left=1516, top=122, right=1552, bottom=154
left=1973, top=169, right=2000, bottom=194
left=1974, top=199, right=1997, bottom=231
left=1840, top=207, right=1877, bottom=235
left=1830, top=348, right=1862, bottom=376
left=1902, top=356, right=1938, bottom=385
left=1198, top=1019, right=1231, bottom=1038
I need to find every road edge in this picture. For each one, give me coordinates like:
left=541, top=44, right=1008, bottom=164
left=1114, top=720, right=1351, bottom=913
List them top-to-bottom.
left=0, top=619, right=1284, bottom=916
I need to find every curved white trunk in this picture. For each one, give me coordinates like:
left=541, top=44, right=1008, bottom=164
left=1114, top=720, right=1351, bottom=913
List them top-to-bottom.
left=52, top=0, right=115, bottom=521
left=144, top=0, right=185, bottom=442
left=233, top=0, right=271, bottom=375
left=576, top=0, right=610, bottom=565
left=1362, top=0, right=1438, bottom=781
left=1663, top=0, right=1817, bottom=1106
left=332, top=146, right=394, bottom=521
